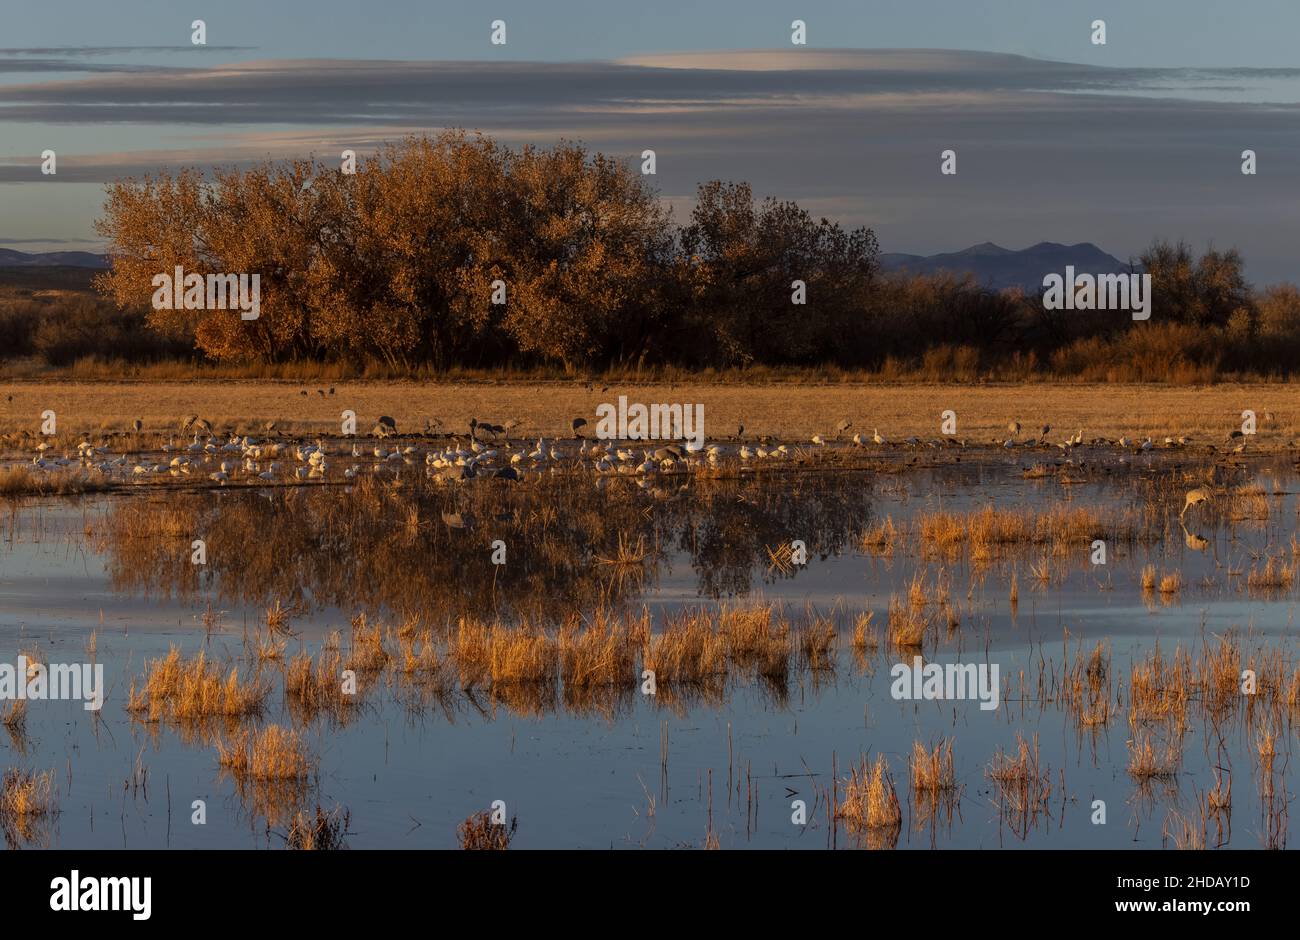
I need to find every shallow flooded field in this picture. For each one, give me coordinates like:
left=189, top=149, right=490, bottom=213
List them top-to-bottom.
left=2, top=448, right=1297, bottom=849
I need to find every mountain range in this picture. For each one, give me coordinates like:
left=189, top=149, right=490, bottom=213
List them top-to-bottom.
left=0, top=241, right=1134, bottom=291
left=880, top=241, right=1135, bottom=291
left=0, top=247, right=109, bottom=269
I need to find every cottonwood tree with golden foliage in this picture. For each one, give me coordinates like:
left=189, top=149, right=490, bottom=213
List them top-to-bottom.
left=96, top=132, right=674, bottom=369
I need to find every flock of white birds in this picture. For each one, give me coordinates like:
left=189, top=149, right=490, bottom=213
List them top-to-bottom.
left=15, top=414, right=1258, bottom=489
left=26, top=431, right=787, bottom=485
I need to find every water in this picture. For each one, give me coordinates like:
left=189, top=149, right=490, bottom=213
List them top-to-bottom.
left=1, top=452, right=1296, bottom=848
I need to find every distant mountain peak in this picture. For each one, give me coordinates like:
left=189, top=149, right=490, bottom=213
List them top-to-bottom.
left=879, top=240, right=1130, bottom=291
left=961, top=241, right=1012, bottom=256
left=0, top=247, right=108, bottom=269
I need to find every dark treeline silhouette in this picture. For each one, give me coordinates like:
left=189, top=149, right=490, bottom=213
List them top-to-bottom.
left=7, top=130, right=1296, bottom=380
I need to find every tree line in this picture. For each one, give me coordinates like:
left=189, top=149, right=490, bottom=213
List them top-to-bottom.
left=84, top=131, right=1300, bottom=378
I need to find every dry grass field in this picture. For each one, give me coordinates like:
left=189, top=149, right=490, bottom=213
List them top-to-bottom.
left=0, top=380, right=1295, bottom=449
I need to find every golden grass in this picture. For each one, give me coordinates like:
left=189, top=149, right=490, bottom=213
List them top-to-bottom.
left=3, top=381, right=1296, bottom=452
left=0, top=465, right=107, bottom=497
left=1228, top=484, right=1270, bottom=521
left=918, top=503, right=1147, bottom=560
left=860, top=516, right=898, bottom=555
left=1247, top=556, right=1297, bottom=592
left=906, top=570, right=931, bottom=609
left=1159, top=571, right=1183, bottom=595
left=887, top=596, right=928, bottom=649
left=265, top=601, right=294, bottom=636
left=715, top=604, right=790, bottom=678
left=643, top=611, right=728, bottom=684
left=851, top=611, right=879, bottom=652
left=346, top=613, right=390, bottom=672
left=798, top=616, right=838, bottom=671
left=451, top=618, right=558, bottom=687
left=489, top=626, right=558, bottom=686
left=397, top=631, right=451, bottom=687
left=254, top=632, right=286, bottom=662
left=1198, top=636, right=1241, bottom=714
left=1061, top=641, right=1114, bottom=727
left=1129, top=645, right=1192, bottom=728
left=127, top=647, right=268, bottom=721
left=284, top=648, right=352, bottom=718
left=1, top=700, right=26, bottom=735
left=217, top=725, right=314, bottom=781
left=1257, top=725, right=1278, bottom=777
left=1127, top=731, right=1183, bottom=779
left=986, top=734, right=1053, bottom=833
left=910, top=740, right=957, bottom=794
left=838, top=754, right=902, bottom=837
left=0, top=768, right=55, bottom=820
left=286, top=804, right=351, bottom=850
left=1163, top=806, right=1207, bottom=850
left=457, top=810, right=517, bottom=849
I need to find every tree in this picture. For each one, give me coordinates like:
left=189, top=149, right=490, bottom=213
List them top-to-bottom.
left=680, top=181, right=878, bottom=365
left=1140, top=240, right=1252, bottom=328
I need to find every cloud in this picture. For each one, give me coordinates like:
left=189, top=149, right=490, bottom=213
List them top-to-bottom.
left=0, top=46, right=257, bottom=74
left=0, top=49, right=1297, bottom=281
left=1, top=50, right=1273, bottom=125
left=0, top=236, right=91, bottom=244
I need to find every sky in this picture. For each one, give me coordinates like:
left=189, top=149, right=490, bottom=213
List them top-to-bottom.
left=1, top=0, right=1298, bottom=282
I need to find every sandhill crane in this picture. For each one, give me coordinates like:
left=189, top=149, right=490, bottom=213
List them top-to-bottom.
left=835, top=419, right=852, bottom=439
left=1008, top=421, right=1021, bottom=438
left=872, top=428, right=885, bottom=446
left=852, top=433, right=865, bottom=447
left=811, top=434, right=826, bottom=447
left=1181, top=486, right=1212, bottom=518
left=1181, top=524, right=1209, bottom=552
